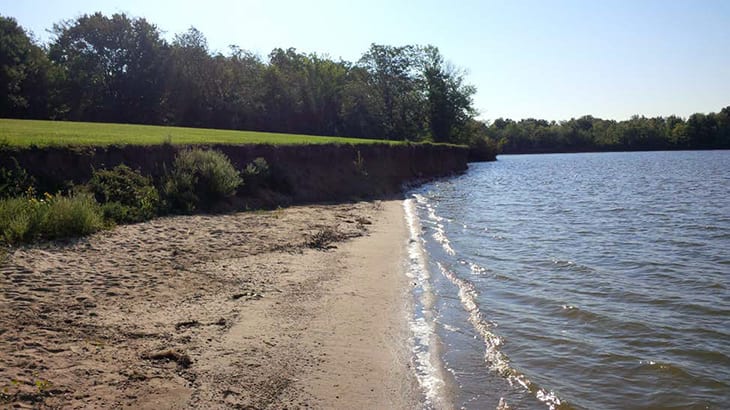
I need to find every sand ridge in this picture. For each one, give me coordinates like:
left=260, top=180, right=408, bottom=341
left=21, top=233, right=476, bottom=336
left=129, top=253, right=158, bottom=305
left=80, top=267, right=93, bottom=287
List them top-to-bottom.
left=0, top=200, right=420, bottom=409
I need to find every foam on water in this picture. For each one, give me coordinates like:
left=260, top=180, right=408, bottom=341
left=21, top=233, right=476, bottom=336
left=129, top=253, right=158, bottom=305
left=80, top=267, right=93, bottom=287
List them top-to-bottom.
left=406, top=194, right=565, bottom=409
left=414, top=194, right=456, bottom=256
left=403, top=198, right=451, bottom=408
left=436, top=262, right=563, bottom=410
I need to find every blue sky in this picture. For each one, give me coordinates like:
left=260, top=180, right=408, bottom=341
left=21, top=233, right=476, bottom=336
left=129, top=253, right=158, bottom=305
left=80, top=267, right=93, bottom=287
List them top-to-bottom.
left=2, top=0, right=729, bottom=122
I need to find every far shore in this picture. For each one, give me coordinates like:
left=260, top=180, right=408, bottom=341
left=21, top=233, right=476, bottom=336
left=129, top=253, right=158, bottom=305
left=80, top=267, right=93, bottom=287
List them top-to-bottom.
left=0, top=200, right=422, bottom=408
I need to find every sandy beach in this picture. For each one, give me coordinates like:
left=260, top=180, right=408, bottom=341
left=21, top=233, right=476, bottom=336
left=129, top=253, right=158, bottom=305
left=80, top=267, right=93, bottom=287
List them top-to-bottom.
left=0, top=200, right=421, bottom=408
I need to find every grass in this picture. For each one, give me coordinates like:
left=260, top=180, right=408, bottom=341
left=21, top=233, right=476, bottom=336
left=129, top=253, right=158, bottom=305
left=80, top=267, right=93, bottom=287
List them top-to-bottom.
left=0, top=118, right=402, bottom=147
left=0, top=192, right=105, bottom=244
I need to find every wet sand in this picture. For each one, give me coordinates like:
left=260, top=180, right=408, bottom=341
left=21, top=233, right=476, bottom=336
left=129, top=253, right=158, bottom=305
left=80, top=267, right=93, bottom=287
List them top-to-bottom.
left=0, top=200, right=420, bottom=408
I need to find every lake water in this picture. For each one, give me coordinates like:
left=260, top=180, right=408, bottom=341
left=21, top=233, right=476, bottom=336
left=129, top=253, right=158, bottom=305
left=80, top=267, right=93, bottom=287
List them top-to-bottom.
left=405, top=151, right=730, bottom=409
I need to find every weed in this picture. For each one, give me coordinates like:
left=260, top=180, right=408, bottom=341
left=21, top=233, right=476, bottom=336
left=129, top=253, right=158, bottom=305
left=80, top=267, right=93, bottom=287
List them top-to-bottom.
left=353, top=150, right=368, bottom=176
left=305, top=226, right=344, bottom=250
left=0, top=246, right=7, bottom=265
left=34, top=380, right=51, bottom=393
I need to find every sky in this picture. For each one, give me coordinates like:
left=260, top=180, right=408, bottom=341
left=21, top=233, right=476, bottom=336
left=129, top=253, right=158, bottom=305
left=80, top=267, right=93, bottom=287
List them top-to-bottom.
left=2, top=0, right=729, bottom=122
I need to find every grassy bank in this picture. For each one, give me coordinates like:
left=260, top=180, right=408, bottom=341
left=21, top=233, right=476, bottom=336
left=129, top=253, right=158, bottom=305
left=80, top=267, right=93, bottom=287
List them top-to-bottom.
left=0, top=119, right=400, bottom=147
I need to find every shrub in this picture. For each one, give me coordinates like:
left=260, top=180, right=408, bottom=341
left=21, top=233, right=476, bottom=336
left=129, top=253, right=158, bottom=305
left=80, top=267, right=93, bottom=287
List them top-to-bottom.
left=468, top=135, right=498, bottom=162
left=163, top=149, right=242, bottom=213
left=242, top=157, right=270, bottom=189
left=244, top=157, right=270, bottom=179
left=0, top=158, right=34, bottom=199
left=89, top=164, right=160, bottom=223
left=0, top=192, right=104, bottom=244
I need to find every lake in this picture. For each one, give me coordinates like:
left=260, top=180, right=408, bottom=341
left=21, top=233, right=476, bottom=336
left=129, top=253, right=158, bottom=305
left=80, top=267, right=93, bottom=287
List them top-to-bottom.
left=405, top=151, right=730, bottom=409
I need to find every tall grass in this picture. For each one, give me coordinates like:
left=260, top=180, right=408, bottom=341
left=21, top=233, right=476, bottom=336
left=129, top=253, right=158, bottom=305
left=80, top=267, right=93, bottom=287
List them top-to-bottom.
left=0, top=192, right=104, bottom=244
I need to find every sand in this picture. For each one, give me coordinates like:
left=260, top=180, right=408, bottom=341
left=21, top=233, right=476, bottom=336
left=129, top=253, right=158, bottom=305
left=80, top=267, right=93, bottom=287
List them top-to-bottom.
left=0, top=200, right=422, bottom=409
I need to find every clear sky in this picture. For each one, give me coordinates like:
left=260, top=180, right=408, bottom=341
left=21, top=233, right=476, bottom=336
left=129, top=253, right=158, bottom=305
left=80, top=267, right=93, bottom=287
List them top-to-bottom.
left=2, top=0, right=729, bottom=122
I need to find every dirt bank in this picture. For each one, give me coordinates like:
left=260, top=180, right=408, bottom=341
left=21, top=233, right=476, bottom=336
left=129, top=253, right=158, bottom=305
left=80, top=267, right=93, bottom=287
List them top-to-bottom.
left=1, top=143, right=468, bottom=204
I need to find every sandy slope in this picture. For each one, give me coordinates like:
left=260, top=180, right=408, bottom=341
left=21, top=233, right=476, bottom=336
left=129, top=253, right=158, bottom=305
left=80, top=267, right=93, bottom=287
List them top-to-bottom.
left=0, top=200, right=420, bottom=409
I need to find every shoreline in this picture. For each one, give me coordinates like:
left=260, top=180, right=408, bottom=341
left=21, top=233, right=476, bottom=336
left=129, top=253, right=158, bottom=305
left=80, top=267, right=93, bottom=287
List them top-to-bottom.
left=0, top=200, right=422, bottom=408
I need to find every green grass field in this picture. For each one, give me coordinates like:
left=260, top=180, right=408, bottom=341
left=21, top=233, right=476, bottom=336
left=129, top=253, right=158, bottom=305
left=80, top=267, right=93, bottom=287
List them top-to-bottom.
left=0, top=119, right=399, bottom=147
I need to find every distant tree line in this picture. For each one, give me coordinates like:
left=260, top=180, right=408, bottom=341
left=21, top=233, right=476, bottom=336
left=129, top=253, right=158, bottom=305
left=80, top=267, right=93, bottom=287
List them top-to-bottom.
left=0, top=12, right=497, bottom=159
left=489, top=111, right=730, bottom=154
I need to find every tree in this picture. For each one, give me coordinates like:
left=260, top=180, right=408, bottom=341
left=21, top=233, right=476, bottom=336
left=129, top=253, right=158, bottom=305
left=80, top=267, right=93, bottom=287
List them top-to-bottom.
left=48, top=12, right=167, bottom=123
left=0, top=15, right=51, bottom=118
left=164, top=27, right=214, bottom=127
left=359, top=44, right=427, bottom=140
left=422, top=46, right=476, bottom=143
left=339, top=65, right=386, bottom=138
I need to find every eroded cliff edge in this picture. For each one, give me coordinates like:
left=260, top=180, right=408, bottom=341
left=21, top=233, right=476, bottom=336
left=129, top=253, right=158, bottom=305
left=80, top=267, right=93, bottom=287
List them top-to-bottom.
left=1, top=143, right=468, bottom=205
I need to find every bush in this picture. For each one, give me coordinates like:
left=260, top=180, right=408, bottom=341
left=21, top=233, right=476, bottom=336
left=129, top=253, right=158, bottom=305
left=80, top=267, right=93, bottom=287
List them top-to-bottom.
left=468, top=135, right=498, bottom=162
left=163, top=149, right=242, bottom=213
left=242, top=157, right=270, bottom=189
left=0, top=158, right=34, bottom=199
left=89, top=164, right=160, bottom=223
left=0, top=192, right=104, bottom=244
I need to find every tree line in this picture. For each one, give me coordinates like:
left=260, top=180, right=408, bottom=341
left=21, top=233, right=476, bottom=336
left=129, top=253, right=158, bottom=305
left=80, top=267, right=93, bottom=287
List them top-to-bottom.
left=0, top=12, right=497, bottom=159
left=2, top=12, right=726, bottom=157
left=488, top=110, right=730, bottom=154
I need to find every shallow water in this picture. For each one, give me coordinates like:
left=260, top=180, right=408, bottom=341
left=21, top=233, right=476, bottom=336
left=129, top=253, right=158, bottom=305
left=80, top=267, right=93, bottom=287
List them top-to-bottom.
left=406, top=151, right=730, bottom=409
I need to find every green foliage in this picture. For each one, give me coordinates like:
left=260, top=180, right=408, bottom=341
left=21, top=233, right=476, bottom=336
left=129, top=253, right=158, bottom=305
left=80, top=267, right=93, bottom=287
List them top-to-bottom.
left=48, top=12, right=167, bottom=123
left=0, top=16, right=52, bottom=119
left=490, top=110, right=730, bottom=154
left=468, top=135, right=498, bottom=162
left=163, top=149, right=242, bottom=213
left=0, top=157, right=34, bottom=198
left=242, top=157, right=271, bottom=189
left=243, top=157, right=270, bottom=178
left=88, top=164, right=159, bottom=223
left=0, top=192, right=104, bottom=244
left=44, top=193, right=104, bottom=238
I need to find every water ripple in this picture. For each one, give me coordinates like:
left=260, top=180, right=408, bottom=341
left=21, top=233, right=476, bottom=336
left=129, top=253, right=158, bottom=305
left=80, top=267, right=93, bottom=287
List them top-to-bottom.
left=410, top=151, right=730, bottom=409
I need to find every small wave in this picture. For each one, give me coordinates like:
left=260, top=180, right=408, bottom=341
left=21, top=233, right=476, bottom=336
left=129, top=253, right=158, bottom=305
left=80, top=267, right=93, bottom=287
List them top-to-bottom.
left=413, top=193, right=456, bottom=256
left=403, top=198, right=450, bottom=408
left=432, top=226, right=456, bottom=256
left=550, top=258, right=595, bottom=274
left=457, top=259, right=489, bottom=275
left=437, top=262, right=564, bottom=409
left=558, top=304, right=606, bottom=324
left=669, top=348, right=730, bottom=367
left=635, top=360, right=698, bottom=381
